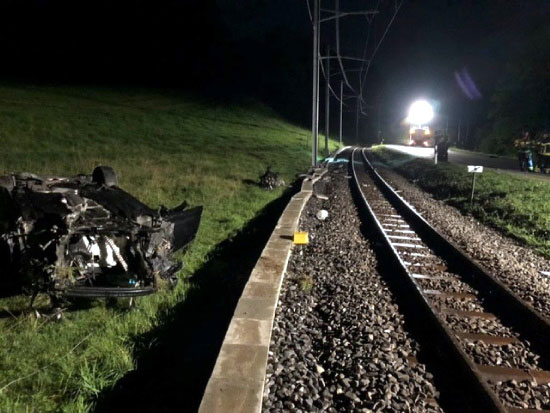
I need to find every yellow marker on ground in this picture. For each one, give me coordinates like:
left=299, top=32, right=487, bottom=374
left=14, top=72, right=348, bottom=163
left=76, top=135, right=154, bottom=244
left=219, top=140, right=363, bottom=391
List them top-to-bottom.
left=293, top=231, right=309, bottom=245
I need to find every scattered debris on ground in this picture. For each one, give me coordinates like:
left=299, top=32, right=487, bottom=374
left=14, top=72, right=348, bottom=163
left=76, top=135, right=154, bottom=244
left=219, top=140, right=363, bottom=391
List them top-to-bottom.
left=259, top=167, right=285, bottom=190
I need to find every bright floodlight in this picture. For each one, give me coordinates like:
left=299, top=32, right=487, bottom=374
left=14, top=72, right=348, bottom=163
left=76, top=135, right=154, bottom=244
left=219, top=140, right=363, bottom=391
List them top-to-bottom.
left=407, top=100, right=434, bottom=125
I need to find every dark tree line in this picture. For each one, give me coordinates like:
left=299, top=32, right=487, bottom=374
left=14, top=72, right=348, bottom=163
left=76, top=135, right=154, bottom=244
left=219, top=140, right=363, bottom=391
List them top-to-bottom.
left=479, top=23, right=550, bottom=153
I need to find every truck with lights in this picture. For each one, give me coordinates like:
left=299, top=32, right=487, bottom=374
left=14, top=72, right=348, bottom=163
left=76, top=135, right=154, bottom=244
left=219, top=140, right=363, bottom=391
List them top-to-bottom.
left=406, top=100, right=434, bottom=147
left=408, top=126, right=432, bottom=146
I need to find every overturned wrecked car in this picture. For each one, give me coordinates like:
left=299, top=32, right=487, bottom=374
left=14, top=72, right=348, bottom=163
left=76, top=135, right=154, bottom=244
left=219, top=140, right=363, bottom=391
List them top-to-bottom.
left=0, top=166, right=202, bottom=305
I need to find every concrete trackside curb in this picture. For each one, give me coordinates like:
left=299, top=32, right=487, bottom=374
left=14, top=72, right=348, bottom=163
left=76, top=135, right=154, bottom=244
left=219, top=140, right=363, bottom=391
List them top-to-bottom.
left=199, top=167, right=327, bottom=413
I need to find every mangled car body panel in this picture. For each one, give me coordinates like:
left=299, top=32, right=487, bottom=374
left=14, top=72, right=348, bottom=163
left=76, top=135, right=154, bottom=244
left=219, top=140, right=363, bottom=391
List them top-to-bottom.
left=0, top=166, right=202, bottom=301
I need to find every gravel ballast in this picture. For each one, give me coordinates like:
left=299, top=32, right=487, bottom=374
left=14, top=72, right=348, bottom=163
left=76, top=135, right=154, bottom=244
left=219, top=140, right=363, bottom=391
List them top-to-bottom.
left=368, top=153, right=550, bottom=409
left=373, top=161, right=550, bottom=317
left=262, top=162, right=443, bottom=412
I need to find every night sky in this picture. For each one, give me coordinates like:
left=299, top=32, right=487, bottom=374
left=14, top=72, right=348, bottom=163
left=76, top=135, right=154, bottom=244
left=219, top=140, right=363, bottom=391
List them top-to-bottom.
left=0, top=0, right=548, bottom=146
left=367, top=0, right=549, bottom=144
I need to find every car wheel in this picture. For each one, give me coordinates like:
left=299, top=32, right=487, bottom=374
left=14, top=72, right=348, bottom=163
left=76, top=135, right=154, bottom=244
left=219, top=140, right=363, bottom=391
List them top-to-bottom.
left=92, top=166, right=118, bottom=187
left=0, top=176, right=15, bottom=191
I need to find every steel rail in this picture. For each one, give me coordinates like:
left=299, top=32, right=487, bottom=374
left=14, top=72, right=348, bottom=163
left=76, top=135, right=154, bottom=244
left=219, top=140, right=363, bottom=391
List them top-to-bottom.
left=353, top=146, right=550, bottom=411
left=350, top=148, right=508, bottom=413
left=360, top=149, right=550, bottom=342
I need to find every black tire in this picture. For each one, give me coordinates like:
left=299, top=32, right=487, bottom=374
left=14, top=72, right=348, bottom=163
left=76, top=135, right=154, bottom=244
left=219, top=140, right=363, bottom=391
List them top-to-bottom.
left=92, top=166, right=118, bottom=187
left=0, top=176, right=14, bottom=191
left=0, top=238, right=11, bottom=279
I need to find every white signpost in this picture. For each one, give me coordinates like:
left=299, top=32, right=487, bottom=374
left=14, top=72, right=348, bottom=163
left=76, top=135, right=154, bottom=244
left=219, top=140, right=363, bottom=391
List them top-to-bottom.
left=467, top=165, right=484, bottom=173
left=468, top=165, right=483, bottom=205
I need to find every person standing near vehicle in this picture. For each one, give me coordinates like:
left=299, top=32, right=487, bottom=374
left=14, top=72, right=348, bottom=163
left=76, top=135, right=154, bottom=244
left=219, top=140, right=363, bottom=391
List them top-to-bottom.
left=433, top=131, right=442, bottom=162
left=514, top=131, right=534, bottom=172
left=537, top=133, right=550, bottom=173
left=438, top=135, right=450, bottom=161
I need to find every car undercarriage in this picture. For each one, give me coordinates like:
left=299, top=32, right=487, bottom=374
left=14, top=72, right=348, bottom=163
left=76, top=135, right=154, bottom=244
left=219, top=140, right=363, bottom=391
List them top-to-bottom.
left=0, top=166, right=202, bottom=306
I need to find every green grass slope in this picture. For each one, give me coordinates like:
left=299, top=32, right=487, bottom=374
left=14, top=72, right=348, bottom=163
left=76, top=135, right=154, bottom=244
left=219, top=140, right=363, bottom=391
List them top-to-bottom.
left=0, top=84, right=337, bottom=411
left=373, top=146, right=550, bottom=257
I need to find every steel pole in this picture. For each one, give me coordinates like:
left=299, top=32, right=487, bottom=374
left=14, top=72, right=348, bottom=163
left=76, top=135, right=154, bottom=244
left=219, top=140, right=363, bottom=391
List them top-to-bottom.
left=311, top=0, right=320, bottom=166
left=324, top=45, right=330, bottom=157
left=339, top=81, right=343, bottom=147
left=355, top=96, right=359, bottom=143
left=377, top=103, right=381, bottom=143
left=458, top=116, right=462, bottom=147
left=470, top=172, right=477, bottom=206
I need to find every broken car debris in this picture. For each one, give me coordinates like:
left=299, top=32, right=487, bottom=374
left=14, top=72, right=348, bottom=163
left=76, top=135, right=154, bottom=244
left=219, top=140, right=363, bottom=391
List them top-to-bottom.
left=0, top=166, right=202, bottom=305
left=259, top=167, right=285, bottom=190
left=316, top=209, right=329, bottom=221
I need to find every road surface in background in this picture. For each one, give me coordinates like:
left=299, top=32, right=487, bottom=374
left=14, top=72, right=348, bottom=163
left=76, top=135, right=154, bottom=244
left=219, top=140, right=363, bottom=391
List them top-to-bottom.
left=383, top=144, right=550, bottom=181
left=385, top=144, right=520, bottom=170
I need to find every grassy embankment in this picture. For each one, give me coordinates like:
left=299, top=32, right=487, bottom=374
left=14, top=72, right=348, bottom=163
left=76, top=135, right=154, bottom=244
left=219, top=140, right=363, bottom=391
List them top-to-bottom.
left=0, top=84, right=337, bottom=411
left=373, top=146, right=550, bottom=257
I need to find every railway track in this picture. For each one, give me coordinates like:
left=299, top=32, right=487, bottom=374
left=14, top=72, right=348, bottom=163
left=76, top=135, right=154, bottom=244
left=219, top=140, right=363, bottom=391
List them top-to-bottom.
left=350, top=147, right=550, bottom=412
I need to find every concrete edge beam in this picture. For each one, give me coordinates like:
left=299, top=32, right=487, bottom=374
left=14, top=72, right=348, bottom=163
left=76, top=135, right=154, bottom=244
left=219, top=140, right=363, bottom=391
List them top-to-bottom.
left=199, top=169, right=327, bottom=413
